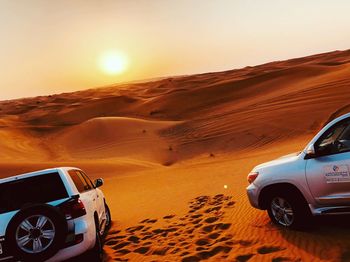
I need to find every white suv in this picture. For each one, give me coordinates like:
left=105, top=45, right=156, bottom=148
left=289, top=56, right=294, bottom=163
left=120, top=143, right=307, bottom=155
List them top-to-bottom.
left=247, top=112, right=350, bottom=229
left=0, top=167, right=111, bottom=261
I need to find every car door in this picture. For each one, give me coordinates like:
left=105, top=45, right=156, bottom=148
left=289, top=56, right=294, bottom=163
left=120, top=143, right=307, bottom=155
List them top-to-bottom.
left=305, top=118, right=350, bottom=206
left=68, top=170, right=97, bottom=221
left=79, top=171, right=104, bottom=223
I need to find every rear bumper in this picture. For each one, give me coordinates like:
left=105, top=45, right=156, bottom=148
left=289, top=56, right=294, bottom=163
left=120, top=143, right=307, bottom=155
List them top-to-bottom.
left=246, top=183, right=261, bottom=209
left=47, top=216, right=95, bottom=262
left=47, top=233, right=93, bottom=262
left=0, top=237, right=11, bottom=261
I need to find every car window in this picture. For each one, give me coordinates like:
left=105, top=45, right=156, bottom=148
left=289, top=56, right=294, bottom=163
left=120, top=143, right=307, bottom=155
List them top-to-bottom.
left=316, top=119, right=350, bottom=156
left=335, top=125, right=350, bottom=152
left=338, top=125, right=350, bottom=140
left=68, top=170, right=92, bottom=193
left=79, top=171, right=95, bottom=189
left=0, top=172, right=68, bottom=214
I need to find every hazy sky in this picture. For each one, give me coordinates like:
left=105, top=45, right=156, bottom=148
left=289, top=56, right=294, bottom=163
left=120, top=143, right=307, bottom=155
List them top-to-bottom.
left=1, top=0, right=350, bottom=99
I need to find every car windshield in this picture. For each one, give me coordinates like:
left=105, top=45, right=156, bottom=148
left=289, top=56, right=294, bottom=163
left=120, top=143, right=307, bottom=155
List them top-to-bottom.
left=318, top=124, right=347, bottom=148
left=0, top=172, right=68, bottom=214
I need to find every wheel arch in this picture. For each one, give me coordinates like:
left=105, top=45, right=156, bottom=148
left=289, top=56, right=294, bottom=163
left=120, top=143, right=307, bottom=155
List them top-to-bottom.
left=258, top=182, right=309, bottom=210
left=93, top=211, right=99, bottom=228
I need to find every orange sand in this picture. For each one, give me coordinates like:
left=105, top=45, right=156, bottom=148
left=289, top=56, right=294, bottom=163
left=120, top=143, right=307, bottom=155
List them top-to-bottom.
left=1, top=50, right=350, bottom=261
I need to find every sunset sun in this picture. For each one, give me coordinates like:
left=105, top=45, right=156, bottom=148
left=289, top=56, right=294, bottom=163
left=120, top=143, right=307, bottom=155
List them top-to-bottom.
left=99, top=50, right=129, bottom=75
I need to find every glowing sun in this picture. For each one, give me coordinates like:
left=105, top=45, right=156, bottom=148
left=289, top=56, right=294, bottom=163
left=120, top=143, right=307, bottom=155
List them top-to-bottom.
left=99, top=50, right=129, bottom=75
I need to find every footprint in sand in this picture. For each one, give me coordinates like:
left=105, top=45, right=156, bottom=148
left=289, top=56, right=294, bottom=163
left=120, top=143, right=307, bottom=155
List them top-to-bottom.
left=106, top=195, right=237, bottom=260
left=226, top=201, right=235, bottom=207
left=204, top=206, right=221, bottom=213
left=163, top=214, right=176, bottom=219
left=191, top=214, right=202, bottom=219
left=204, top=217, right=219, bottom=223
left=140, top=218, right=157, bottom=224
left=191, top=218, right=202, bottom=225
left=202, top=222, right=232, bottom=233
left=202, top=224, right=215, bottom=233
left=126, top=225, right=144, bottom=233
left=108, top=229, right=121, bottom=235
left=208, top=232, right=220, bottom=239
left=127, top=235, right=140, bottom=243
left=195, top=239, right=210, bottom=246
left=112, top=241, right=131, bottom=251
left=196, top=245, right=232, bottom=260
left=257, top=245, right=286, bottom=254
left=134, top=246, right=150, bottom=254
left=152, top=247, right=169, bottom=256
left=171, top=247, right=181, bottom=254
left=236, top=253, right=254, bottom=262
left=182, top=255, right=200, bottom=262
left=272, top=256, right=295, bottom=262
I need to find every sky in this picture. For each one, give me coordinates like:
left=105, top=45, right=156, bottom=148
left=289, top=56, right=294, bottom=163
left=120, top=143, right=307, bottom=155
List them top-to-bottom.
left=1, top=0, right=350, bottom=100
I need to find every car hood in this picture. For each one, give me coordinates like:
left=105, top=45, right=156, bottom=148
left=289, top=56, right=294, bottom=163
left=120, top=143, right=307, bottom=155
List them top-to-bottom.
left=254, top=151, right=301, bottom=171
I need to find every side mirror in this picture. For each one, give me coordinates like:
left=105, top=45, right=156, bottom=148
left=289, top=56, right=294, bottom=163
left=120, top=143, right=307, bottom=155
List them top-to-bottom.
left=305, top=144, right=316, bottom=159
left=94, top=178, right=104, bottom=188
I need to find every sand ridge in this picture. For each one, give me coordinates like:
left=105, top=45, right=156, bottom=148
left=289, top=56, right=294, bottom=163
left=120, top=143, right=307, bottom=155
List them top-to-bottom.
left=1, top=50, right=350, bottom=261
left=1, top=50, right=350, bottom=164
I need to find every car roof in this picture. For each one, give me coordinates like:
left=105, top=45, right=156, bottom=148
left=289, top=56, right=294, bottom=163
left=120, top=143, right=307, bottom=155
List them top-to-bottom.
left=0, top=167, right=80, bottom=184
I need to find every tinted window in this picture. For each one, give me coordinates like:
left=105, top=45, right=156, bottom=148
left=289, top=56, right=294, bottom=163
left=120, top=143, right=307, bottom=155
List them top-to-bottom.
left=316, top=119, right=350, bottom=155
left=68, top=170, right=91, bottom=192
left=79, top=171, right=94, bottom=189
left=0, top=172, right=68, bottom=214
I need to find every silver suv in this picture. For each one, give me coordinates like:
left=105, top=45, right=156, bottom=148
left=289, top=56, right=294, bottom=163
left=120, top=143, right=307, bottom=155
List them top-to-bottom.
left=247, top=112, right=350, bottom=229
left=0, top=167, right=111, bottom=261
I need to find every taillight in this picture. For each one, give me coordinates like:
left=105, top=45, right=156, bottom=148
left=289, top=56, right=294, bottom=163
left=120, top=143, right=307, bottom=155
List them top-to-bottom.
left=247, top=172, right=259, bottom=184
left=60, top=197, right=86, bottom=219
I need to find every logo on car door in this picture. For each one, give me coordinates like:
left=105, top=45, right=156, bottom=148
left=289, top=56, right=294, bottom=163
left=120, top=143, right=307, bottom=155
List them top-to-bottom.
left=324, top=165, right=350, bottom=183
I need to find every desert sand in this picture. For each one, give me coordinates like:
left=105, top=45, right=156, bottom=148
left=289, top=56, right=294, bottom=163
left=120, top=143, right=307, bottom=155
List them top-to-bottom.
left=2, top=50, right=350, bottom=261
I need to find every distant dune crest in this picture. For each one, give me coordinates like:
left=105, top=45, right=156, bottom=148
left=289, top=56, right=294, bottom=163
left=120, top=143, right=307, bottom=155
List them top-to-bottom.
left=0, top=49, right=350, bottom=164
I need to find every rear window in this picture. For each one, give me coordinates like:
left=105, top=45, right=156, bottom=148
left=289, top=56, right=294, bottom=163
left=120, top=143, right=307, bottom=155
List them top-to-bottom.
left=0, top=172, right=68, bottom=214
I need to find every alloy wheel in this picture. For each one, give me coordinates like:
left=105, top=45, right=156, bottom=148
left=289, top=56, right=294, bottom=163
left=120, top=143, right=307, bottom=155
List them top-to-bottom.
left=270, top=197, right=294, bottom=227
left=15, top=215, right=56, bottom=254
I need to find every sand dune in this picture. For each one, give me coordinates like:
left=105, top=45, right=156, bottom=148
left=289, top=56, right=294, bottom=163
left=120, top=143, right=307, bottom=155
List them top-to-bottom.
left=1, top=49, right=350, bottom=261
left=1, top=50, right=350, bottom=163
left=54, top=117, right=180, bottom=164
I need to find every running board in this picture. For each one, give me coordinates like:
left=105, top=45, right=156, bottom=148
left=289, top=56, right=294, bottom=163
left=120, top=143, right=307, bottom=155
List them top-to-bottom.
left=310, top=205, right=350, bottom=215
left=321, top=207, right=350, bottom=214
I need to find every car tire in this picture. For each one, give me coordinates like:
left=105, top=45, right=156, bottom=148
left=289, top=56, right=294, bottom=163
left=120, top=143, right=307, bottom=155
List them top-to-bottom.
left=267, top=190, right=312, bottom=229
left=104, top=203, right=111, bottom=231
left=6, top=204, right=67, bottom=262
left=86, top=218, right=103, bottom=262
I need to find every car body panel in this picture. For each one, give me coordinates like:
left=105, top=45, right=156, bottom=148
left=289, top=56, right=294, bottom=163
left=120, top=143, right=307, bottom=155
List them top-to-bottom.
left=247, top=113, right=350, bottom=216
left=249, top=151, right=316, bottom=207
left=305, top=152, right=350, bottom=205
left=0, top=167, right=109, bottom=261
left=96, top=188, right=107, bottom=233
left=47, top=215, right=95, bottom=262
